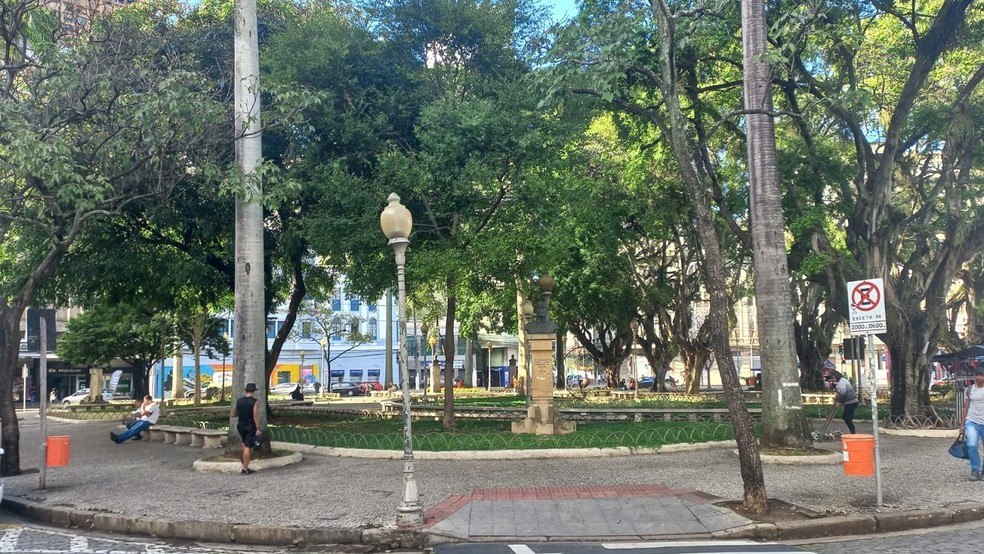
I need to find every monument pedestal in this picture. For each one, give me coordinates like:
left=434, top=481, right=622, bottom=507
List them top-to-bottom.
left=511, top=331, right=575, bottom=435
left=429, top=360, right=441, bottom=394
left=511, top=400, right=575, bottom=435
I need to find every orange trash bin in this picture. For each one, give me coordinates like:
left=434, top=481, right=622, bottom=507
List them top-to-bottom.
left=841, top=433, right=874, bottom=476
left=46, top=436, right=71, bottom=467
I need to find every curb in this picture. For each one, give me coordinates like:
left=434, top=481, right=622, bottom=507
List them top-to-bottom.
left=6, top=493, right=984, bottom=548
left=0, top=496, right=451, bottom=550
left=714, top=505, right=984, bottom=542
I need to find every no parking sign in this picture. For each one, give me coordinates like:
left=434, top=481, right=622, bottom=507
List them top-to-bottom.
left=848, top=278, right=887, bottom=334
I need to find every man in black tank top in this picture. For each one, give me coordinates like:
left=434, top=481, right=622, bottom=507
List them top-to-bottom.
left=232, top=383, right=262, bottom=474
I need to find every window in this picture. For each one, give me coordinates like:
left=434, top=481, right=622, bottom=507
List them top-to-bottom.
left=350, top=297, right=361, bottom=311
left=332, top=298, right=342, bottom=311
left=368, top=301, right=377, bottom=312
left=266, top=319, right=277, bottom=339
left=367, top=319, right=377, bottom=340
left=300, top=321, right=312, bottom=339
left=349, top=370, right=364, bottom=382
left=367, top=370, right=381, bottom=382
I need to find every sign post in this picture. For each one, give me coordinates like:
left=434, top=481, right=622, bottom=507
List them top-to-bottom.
left=847, top=278, right=886, bottom=507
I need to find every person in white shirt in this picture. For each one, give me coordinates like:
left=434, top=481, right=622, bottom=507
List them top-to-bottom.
left=961, top=368, right=984, bottom=481
left=111, top=395, right=159, bottom=444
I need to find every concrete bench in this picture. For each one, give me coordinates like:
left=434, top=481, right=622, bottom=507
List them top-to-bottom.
left=379, top=400, right=400, bottom=414
left=153, top=425, right=195, bottom=445
left=191, top=429, right=227, bottom=448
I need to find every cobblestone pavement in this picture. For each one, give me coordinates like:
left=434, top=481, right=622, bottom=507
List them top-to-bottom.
left=800, top=519, right=984, bottom=554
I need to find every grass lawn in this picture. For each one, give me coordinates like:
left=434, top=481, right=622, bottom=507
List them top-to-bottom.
left=166, top=411, right=737, bottom=451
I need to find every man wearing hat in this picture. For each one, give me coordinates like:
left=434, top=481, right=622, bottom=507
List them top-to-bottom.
left=960, top=368, right=984, bottom=480
left=232, top=383, right=262, bottom=474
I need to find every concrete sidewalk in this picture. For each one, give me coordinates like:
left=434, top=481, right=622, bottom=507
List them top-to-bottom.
left=1, top=412, right=982, bottom=549
left=423, top=485, right=747, bottom=539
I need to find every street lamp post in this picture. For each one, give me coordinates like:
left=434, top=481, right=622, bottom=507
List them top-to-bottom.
left=380, top=192, right=423, bottom=526
left=420, top=322, right=429, bottom=391
left=221, top=333, right=229, bottom=403
left=428, top=335, right=437, bottom=391
left=320, top=338, right=327, bottom=395
left=486, top=340, right=493, bottom=391
left=299, top=350, right=306, bottom=384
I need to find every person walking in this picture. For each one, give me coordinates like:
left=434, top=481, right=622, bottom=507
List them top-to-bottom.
left=961, top=368, right=984, bottom=480
left=830, top=370, right=859, bottom=434
left=232, top=382, right=262, bottom=475
left=49, top=388, right=58, bottom=404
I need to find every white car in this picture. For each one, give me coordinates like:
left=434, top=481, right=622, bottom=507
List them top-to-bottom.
left=270, top=382, right=315, bottom=396
left=61, top=388, right=113, bottom=405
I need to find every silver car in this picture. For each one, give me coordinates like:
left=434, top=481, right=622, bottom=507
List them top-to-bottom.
left=61, top=388, right=113, bottom=405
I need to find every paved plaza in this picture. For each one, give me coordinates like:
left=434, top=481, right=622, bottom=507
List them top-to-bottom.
left=1, top=410, right=982, bottom=548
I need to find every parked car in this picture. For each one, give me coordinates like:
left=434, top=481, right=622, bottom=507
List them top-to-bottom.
left=637, top=377, right=656, bottom=389
left=270, top=382, right=302, bottom=396
left=329, top=382, right=364, bottom=396
left=62, top=388, right=113, bottom=405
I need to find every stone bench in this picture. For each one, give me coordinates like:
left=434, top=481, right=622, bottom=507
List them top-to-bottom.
left=150, top=425, right=196, bottom=444
left=191, top=428, right=227, bottom=448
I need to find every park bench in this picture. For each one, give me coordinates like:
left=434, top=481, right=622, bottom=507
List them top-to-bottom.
left=149, top=425, right=196, bottom=444
left=191, top=428, right=227, bottom=448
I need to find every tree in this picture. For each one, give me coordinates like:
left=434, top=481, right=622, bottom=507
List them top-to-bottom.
left=229, top=0, right=268, bottom=456
left=366, top=0, right=555, bottom=430
left=544, top=0, right=767, bottom=512
left=741, top=0, right=812, bottom=448
left=776, top=0, right=983, bottom=419
left=0, top=2, right=228, bottom=475
left=291, top=299, right=372, bottom=387
left=56, top=304, right=179, bottom=399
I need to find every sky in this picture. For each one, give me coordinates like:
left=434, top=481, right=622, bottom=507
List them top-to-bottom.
left=545, top=0, right=578, bottom=23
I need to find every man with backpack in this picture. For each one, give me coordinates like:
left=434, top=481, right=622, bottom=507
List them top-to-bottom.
left=961, top=368, right=984, bottom=480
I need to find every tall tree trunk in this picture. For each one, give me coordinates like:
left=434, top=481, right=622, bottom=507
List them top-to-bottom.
left=228, top=0, right=267, bottom=456
left=653, top=0, right=766, bottom=513
left=742, top=0, right=812, bottom=449
left=443, top=288, right=456, bottom=430
left=0, top=312, right=25, bottom=475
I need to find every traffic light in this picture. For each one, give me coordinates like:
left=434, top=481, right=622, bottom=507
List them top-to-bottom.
left=842, top=339, right=865, bottom=360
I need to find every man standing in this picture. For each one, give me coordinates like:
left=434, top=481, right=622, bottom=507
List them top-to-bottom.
left=961, top=368, right=984, bottom=481
left=232, top=382, right=262, bottom=475
left=111, top=395, right=159, bottom=444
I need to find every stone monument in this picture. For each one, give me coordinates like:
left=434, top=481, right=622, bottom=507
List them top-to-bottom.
left=512, top=275, right=575, bottom=435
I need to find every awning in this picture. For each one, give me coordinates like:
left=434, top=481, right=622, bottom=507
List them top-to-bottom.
left=931, top=345, right=984, bottom=363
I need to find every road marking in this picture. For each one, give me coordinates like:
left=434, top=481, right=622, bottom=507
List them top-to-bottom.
left=0, top=528, right=22, bottom=551
left=69, top=535, right=88, bottom=552
left=509, top=544, right=562, bottom=554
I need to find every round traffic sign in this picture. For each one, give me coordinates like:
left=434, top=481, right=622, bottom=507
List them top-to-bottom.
left=851, top=281, right=881, bottom=312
